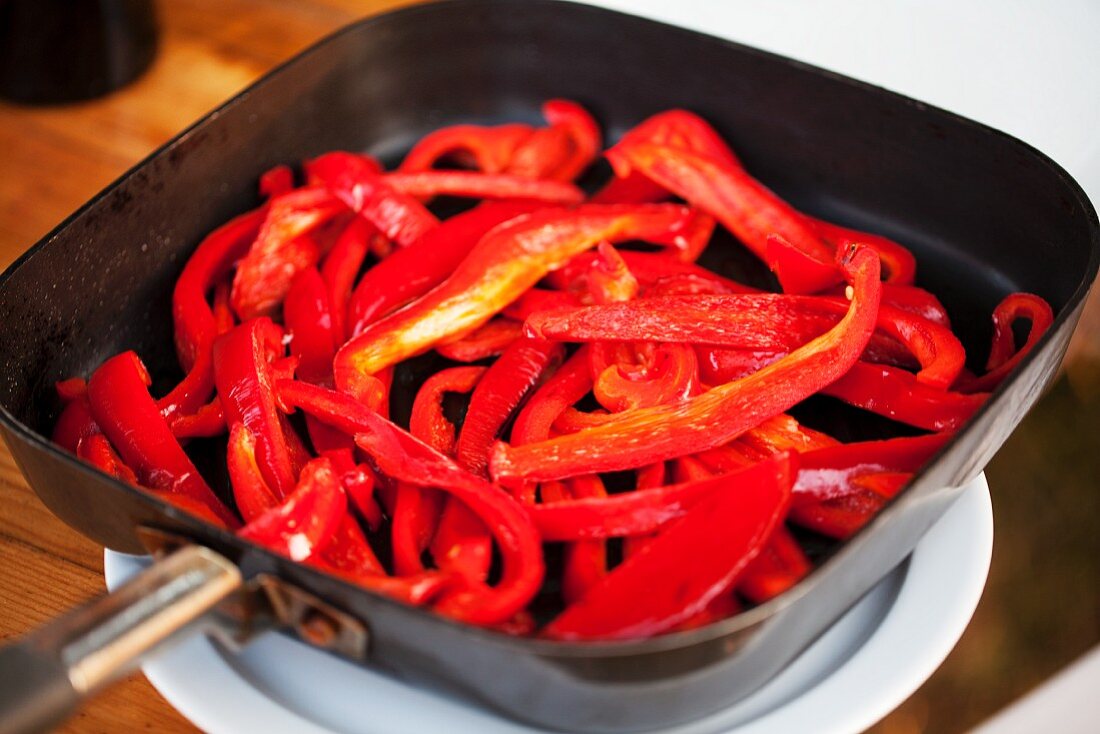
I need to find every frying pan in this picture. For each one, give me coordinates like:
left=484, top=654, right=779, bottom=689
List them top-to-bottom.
left=0, top=1, right=1096, bottom=732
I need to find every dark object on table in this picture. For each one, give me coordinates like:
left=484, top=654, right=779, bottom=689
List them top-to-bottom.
left=0, top=0, right=157, bottom=105
left=0, top=1, right=1095, bottom=732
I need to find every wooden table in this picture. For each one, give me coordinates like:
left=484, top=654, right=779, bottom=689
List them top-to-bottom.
left=0, top=2, right=1096, bottom=733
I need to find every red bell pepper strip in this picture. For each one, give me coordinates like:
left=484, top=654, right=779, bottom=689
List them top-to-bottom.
left=535, top=99, right=602, bottom=182
left=613, top=109, right=743, bottom=168
left=607, top=121, right=839, bottom=293
left=399, top=123, right=534, bottom=174
left=305, top=152, right=438, bottom=248
left=259, top=164, right=295, bottom=199
left=591, top=170, right=669, bottom=205
left=384, top=171, right=584, bottom=204
left=231, top=188, right=346, bottom=320
left=347, top=201, right=538, bottom=335
left=335, top=203, right=701, bottom=384
left=163, top=207, right=266, bottom=423
left=804, top=215, right=917, bottom=286
left=321, top=217, right=372, bottom=344
left=585, top=242, right=640, bottom=304
left=492, top=246, right=881, bottom=483
left=284, top=267, right=337, bottom=386
left=211, top=281, right=236, bottom=334
left=879, top=284, right=951, bottom=327
left=503, top=289, right=582, bottom=323
left=959, top=292, right=1054, bottom=393
left=526, top=293, right=963, bottom=389
left=213, top=318, right=299, bottom=497
left=434, top=319, right=525, bottom=363
left=433, top=338, right=563, bottom=583
left=456, top=338, right=565, bottom=475
left=592, top=342, right=700, bottom=412
left=510, top=346, right=594, bottom=449
left=87, top=351, right=239, bottom=528
left=822, top=362, right=987, bottom=432
left=405, top=367, right=485, bottom=578
left=55, top=377, right=87, bottom=402
left=276, top=380, right=544, bottom=625
left=52, top=391, right=98, bottom=454
left=170, top=399, right=226, bottom=440
left=226, top=423, right=281, bottom=522
left=792, top=431, right=951, bottom=501
left=76, top=433, right=138, bottom=486
left=324, top=448, right=382, bottom=531
left=541, top=453, right=793, bottom=640
left=530, top=454, right=791, bottom=541
left=239, top=457, right=345, bottom=561
left=549, top=475, right=608, bottom=605
left=788, top=488, right=888, bottom=540
left=738, top=525, right=811, bottom=604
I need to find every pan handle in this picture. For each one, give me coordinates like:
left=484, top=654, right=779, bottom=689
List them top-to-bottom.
left=0, top=545, right=241, bottom=734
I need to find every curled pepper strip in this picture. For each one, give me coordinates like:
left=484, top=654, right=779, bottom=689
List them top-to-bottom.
left=607, top=113, right=838, bottom=293
left=399, top=123, right=534, bottom=174
left=306, top=151, right=438, bottom=249
left=335, top=203, right=702, bottom=384
left=805, top=215, right=917, bottom=286
left=321, top=217, right=373, bottom=344
left=491, top=246, right=881, bottom=483
left=546, top=250, right=755, bottom=294
left=959, top=292, right=1054, bottom=393
left=592, top=342, right=700, bottom=412
left=86, top=351, right=239, bottom=528
left=392, top=367, right=485, bottom=576
left=276, top=380, right=545, bottom=625
left=226, top=423, right=281, bottom=523
left=541, top=453, right=794, bottom=640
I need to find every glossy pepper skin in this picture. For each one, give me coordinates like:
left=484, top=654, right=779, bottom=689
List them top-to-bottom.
left=606, top=111, right=839, bottom=294
left=347, top=201, right=538, bottom=336
left=334, top=203, right=703, bottom=386
left=491, top=245, right=882, bottom=483
left=959, top=292, right=1054, bottom=393
left=213, top=318, right=300, bottom=497
left=86, top=351, right=239, bottom=528
left=275, top=380, right=545, bottom=625
left=541, top=452, right=794, bottom=640
left=239, top=457, right=346, bottom=561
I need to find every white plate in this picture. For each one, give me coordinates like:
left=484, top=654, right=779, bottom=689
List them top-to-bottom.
left=105, top=474, right=991, bottom=734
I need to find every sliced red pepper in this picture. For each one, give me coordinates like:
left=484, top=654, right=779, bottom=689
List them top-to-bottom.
left=535, top=99, right=602, bottom=182
left=607, top=114, right=838, bottom=293
left=399, top=123, right=534, bottom=174
left=306, top=152, right=438, bottom=248
left=259, top=164, right=295, bottom=199
left=591, top=170, right=669, bottom=205
left=384, top=171, right=584, bottom=204
left=231, top=188, right=346, bottom=320
left=347, top=201, right=537, bottom=335
left=335, top=203, right=701, bottom=385
left=163, top=207, right=266, bottom=423
left=805, top=214, right=917, bottom=286
left=321, top=217, right=372, bottom=344
left=585, top=242, right=639, bottom=304
left=491, top=246, right=881, bottom=483
left=547, top=250, right=755, bottom=294
left=284, top=267, right=337, bottom=386
left=880, top=284, right=951, bottom=327
left=959, top=292, right=1054, bottom=393
left=213, top=318, right=299, bottom=497
left=434, top=319, right=525, bottom=363
left=456, top=338, right=565, bottom=475
left=591, top=342, right=700, bottom=412
left=87, top=351, right=239, bottom=528
left=822, top=362, right=987, bottom=431
left=398, top=366, right=484, bottom=577
left=277, top=380, right=544, bottom=625
left=52, top=391, right=98, bottom=454
left=170, top=399, right=226, bottom=440
left=226, top=423, right=281, bottom=523
left=793, top=431, right=951, bottom=501
left=76, top=433, right=138, bottom=486
left=324, top=448, right=382, bottom=531
left=541, top=452, right=793, bottom=640
left=530, top=455, right=791, bottom=541
left=239, top=457, right=345, bottom=561
left=553, top=475, right=608, bottom=605
left=788, top=488, right=887, bottom=540
left=738, top=525, right=811, bottom=604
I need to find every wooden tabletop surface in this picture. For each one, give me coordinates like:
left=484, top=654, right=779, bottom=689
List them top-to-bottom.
left=0, top=2, right=1096, bottom=733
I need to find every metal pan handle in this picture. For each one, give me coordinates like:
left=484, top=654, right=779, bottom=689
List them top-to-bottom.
left=0, top=546, right=241, bottom=734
